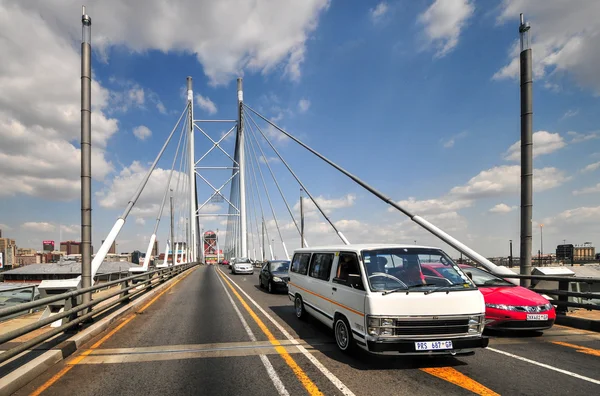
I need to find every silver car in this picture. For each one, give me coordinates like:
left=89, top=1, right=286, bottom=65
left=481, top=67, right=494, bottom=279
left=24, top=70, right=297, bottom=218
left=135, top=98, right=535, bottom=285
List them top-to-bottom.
left=231, top=258, right=254, bottom=274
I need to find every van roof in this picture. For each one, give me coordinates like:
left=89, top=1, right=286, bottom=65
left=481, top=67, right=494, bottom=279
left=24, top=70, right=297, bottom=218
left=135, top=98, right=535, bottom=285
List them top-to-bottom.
left=292, top=243, right=441, bottom=252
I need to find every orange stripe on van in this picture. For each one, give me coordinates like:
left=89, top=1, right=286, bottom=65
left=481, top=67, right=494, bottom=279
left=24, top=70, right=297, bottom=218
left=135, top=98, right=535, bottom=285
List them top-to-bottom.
left=288, top=282, right=364, bottom=317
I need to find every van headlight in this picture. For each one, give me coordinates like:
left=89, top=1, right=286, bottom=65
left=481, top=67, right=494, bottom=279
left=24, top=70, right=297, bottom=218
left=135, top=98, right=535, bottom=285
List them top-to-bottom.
left=273, top=276, right=283, bottom=283
left=468, top=315, right=484, bottom=334
left=366, top=316, right=395, bottom=337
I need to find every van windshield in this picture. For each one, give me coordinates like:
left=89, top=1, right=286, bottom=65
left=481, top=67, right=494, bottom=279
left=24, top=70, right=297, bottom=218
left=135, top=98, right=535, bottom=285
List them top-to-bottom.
left=361, top=248, right=475, bottom=292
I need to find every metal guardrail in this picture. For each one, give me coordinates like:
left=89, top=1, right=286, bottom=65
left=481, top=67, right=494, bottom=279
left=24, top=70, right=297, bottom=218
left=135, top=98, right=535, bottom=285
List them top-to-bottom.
left=0, top=263, right=196, bottom=364
left=497, top=273, right=600, bottom=314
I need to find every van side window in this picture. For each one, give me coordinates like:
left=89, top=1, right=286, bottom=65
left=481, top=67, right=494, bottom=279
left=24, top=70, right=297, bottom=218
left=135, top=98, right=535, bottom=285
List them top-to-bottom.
left=333, top=252, right=363, bottom=290
left=291, top=253, right=311, bottom=275
left=308, top=253, right=334, bottom=281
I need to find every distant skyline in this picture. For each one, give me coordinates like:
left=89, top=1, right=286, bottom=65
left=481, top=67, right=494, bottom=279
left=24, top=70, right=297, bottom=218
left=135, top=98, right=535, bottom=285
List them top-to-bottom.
left=1, top=1, right=599, bottom=260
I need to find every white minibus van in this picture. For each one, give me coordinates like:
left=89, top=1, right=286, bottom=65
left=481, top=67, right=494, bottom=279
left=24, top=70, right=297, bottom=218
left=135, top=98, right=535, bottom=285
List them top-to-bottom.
left=287, top=244, right=488, bottom=355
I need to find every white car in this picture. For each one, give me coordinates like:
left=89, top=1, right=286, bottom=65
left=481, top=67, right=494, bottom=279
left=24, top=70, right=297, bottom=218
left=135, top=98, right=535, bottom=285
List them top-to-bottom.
left=231, top=258, right=254, bottom=274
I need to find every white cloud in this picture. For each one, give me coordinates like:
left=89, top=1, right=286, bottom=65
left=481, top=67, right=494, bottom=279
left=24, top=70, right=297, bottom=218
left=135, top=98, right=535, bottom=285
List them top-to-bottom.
left=418, top=0, right=475, bottom=58
left=16, top=1, right=330, bottom=85
left=494, top=1, right=600, bottom=94
left=370, top=2, right=389, bottom=24
left=0, top=3, right=117, bottom=201
left=196, top=94, right=218, bottom=115
left=298, top=99, right=311, bottom=113
left=561, top=109, right=579, bottom=120
left=133, top=125, right=152, bottom=141
left=441, top=131, right=468, bottom=148
left=504, top=131, right=566, bottom=161
left=567, top=131, right=599, bottom=144
left=259, top=155, right=281, bottom=164
left=96, top=161, right=185, bottom=217
left=581, top=161, right=600, bottom=173
left=449, top=165, right=568, bottom=199
left=573, top=183, right=600, bottom=196
left=293, top=193, right=356, bottom=213
left=390, top=197, right=472, bottom=215
left=489, top=203, right=517, bottom=213
left=542, top=206, right=600, bottom=228
left=135, top=217, right=146, bottom=226
left=21, top=222, right=56, bottom=233
left=0, top=223, right=13, bottom=231
left=60, top=224, right=79, bottom=234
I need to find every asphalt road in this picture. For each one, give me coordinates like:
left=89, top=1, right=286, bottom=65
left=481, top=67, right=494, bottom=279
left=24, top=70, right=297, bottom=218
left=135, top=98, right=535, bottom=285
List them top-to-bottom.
left=14, top=265, right=600, bottom=395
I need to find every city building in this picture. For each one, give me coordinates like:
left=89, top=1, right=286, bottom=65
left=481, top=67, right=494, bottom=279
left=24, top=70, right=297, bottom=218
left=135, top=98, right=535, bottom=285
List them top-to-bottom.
left=0, top=236, right=17, bottom=270
left=42, top=240, right=55, bottom=252
left=152, top=240, right=159, bottom=256
left=60, top=241, right=81, bottom=255
left=574, top=242, right=595, bottom=260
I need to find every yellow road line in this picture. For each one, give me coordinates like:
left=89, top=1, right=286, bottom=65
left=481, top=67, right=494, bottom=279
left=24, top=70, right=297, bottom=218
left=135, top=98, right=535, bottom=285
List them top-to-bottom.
left=29, top=267, right=196, bottom=396
left=217, top=269, right=324, bottom=396
left=552, top=341, right=600, bottom=357
left=420, top=367, right=499, bottom=396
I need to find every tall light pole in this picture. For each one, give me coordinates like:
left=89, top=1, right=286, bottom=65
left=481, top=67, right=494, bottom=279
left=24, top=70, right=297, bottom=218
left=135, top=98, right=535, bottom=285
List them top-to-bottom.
left=81, top=6, right=93, bottom=305
left=519, top=13, right=533, bottom=287
left=509, top=239, right=513, bottom=268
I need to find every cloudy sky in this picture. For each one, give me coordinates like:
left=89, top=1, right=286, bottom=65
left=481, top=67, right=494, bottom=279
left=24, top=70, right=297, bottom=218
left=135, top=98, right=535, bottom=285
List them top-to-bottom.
left=0, top=0, right=599, bottom=260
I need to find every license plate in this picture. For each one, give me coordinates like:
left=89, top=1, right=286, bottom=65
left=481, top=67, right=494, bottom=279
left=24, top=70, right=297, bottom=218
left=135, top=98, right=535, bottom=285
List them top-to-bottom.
left=526, top=314, right=548, bottom=321
left=415, top=340, right=453, bottom=351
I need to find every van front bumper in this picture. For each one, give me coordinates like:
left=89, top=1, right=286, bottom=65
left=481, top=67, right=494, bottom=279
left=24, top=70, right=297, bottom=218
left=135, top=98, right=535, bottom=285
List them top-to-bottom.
left=366, top=336, right=489, bottom=354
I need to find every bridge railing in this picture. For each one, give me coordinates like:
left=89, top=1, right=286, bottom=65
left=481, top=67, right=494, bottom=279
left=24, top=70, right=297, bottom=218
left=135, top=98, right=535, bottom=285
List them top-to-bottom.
left=0, top=263, right=196, bottom=364
left=497, top=273, right=600, bottom=314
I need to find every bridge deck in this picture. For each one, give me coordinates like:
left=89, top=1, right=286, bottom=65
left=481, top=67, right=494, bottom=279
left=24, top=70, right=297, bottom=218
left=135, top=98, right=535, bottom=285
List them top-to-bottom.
left=14, top=266, right=600, bottom=395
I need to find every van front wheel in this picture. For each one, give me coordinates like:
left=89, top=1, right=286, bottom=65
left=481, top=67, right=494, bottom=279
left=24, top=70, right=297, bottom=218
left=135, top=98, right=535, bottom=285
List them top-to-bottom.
left=294, top=295, right=307, bottom=320
left=334, top=316, right=354, bottom=353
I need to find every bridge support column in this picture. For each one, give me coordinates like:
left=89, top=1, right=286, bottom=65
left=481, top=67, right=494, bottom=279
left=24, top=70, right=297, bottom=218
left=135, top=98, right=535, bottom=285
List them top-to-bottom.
left=187, top=77, right=197, bottom=263
left=237, top=78, right=248, bottom=259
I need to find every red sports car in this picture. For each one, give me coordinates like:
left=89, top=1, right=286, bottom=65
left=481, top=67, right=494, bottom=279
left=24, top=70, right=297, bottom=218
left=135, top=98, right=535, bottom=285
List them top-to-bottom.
left=421, top=263, right=556, bottom=331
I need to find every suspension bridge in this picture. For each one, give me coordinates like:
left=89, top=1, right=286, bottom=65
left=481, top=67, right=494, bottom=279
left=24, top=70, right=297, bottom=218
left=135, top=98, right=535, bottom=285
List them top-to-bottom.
left=0, top=7, right=599, bottom=396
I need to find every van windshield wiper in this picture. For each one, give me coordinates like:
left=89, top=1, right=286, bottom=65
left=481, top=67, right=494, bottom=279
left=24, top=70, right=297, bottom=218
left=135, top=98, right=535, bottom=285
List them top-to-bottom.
left=423, top=284, right=463, bottom=295
left=381, top=285, right=409, bottom=295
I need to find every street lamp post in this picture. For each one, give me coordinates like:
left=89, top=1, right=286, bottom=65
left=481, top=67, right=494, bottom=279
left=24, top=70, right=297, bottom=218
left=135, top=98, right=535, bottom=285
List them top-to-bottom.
left=540, top=224, right=544, bottom=264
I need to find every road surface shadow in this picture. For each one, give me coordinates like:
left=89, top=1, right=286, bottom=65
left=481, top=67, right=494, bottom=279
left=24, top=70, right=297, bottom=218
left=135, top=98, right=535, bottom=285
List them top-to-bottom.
left=268, top=305, right=469, bottom=371
left=484, top=329, right=545, bottom=338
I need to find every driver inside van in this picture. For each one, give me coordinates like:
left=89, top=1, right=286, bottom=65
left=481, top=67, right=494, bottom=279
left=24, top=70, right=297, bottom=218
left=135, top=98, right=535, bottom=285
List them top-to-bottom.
left=401, top=256, right=426, bottom=286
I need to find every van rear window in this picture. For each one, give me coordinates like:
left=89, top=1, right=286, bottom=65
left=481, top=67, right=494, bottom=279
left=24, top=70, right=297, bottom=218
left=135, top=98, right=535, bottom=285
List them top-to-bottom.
left=291, top=253, right=311, bottom=275
left=309, top=253, right=334, bottom=281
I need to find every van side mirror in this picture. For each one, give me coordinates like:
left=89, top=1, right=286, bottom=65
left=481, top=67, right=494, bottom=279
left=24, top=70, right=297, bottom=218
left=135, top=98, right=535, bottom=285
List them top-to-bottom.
left=348, top=274, right=363, bottom=290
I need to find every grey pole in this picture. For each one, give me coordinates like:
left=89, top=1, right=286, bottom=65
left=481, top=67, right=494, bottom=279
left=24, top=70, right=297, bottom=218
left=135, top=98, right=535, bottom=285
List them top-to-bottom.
left=81, top=6, right=92, bottom=305
left=519, top=13, right=533, bottom=287
left=237, top=78, right=248, bottom=259
left=300, top=189, right=305, bottom=248
left=170, top=191, right=174, bottom=265
left=262, top=220, right=265, bottom=262
left=509, top=239, right=513, bottom=268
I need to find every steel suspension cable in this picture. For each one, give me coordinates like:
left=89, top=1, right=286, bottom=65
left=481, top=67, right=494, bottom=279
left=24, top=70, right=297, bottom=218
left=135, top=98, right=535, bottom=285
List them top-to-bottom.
left=244, top=108, right=349, bottom=245
left=245, top=111, right=307, bottom=246
left=245, top=124, right=289, bottom=259
left=245, top=133, right=273, bottom=259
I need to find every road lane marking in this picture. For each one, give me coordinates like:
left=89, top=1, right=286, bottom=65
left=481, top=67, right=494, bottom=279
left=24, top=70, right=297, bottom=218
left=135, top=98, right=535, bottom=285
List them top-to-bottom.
left=29, top=267, right=197, bottom=396
left=217, top=267, right=357, bottom=396
left=217, top=269, right=323, bottom=396
left=215, top=270, right=290, bottom=396
left=552, top=341, right=600, bottom=357
left=487, top=347, right=600, bottom=385
left=420, top=368, right=499, bottom=396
